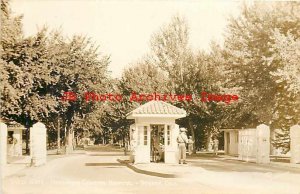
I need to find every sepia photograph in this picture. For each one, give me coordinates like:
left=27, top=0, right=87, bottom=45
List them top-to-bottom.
left=0, top=0, right=300, bottom=194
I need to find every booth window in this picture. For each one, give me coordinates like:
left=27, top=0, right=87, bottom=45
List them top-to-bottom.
left=167, top=125, right=171, bottom=145
left=143, top=126, right=148, bottom=145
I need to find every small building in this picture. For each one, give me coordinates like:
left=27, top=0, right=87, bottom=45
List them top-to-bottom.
left=127, top=100, right=186, bottom=164
left=7, top=121, right=26, bottom=157
left=222, top=125, right=271, bottom=164
left=221, top=128, right=239, bottom=156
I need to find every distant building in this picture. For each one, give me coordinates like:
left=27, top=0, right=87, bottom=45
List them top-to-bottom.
left=221, top=129, right=239, bottom=156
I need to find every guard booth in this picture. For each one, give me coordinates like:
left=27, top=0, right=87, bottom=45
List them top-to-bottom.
left=127, top=100, right=186, bottom=164
left=7, top=121, right=26, bottom=157
left=221, top=128, right=239, bottom=156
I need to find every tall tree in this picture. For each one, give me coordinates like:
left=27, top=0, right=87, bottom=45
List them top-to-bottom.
left=1, top=0, right=111, bottom=152
left=223, top=2, right=300, bottom=151
left=149, top=15, right=237, bottom=151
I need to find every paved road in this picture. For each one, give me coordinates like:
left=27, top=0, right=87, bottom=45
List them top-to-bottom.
left=3, top=152, right=300, bottom=194
left=3, top=152, right=213, bottom=194
left=186, top=157, right=300, bottom=194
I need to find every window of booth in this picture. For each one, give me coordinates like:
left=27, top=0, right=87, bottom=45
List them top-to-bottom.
left=167, top=125, right=171, bottom=145
left=143, top=126, right=148, bottom=145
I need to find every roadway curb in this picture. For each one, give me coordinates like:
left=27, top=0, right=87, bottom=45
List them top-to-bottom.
left=215, top=156, right=300, bottom=169
left=117, top=159, right=177, bottom=178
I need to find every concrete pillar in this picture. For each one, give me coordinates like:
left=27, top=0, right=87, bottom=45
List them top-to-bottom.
left=0, top=122, right=7, bottom=178
left=30, top=122, right=47, bottom=166
left=164, top=124, right=178, bottom=164
left=174, top=124, right=180, bottom=162
left=256, top=124, right=270, bottom=164
left=129, top=125, right=137, bottom=163
left=290, top=125, right=300, bottom=164
left=270, top=129, right=276, bottom=155
left=238, top=130, right=244, bottom=161
left=224, top=132, right=228, bottom=154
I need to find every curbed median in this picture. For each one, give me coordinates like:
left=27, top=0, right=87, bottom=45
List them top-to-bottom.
left=117, top=159, right=177, bottom=178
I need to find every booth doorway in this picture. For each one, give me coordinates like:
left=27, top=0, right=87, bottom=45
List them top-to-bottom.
left=150, top=125, right=165, bottom=163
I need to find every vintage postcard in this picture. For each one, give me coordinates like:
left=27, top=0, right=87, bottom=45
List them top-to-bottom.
left=1, top=0, right=300, bottom=194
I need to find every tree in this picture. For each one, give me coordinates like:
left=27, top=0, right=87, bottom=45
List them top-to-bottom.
left=1, top=0, right=111, bottom=152
left=223, top=1, right=300, bottom=151
left=149, top=15, right=238, bottom=151
left=101, top=60, right=170, bottom=145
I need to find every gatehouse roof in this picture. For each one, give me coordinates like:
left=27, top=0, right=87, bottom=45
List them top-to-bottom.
left=127, top=100, right=186, bottom=119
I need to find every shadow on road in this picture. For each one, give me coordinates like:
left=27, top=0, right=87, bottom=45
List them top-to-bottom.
left=188, top=155, right=300, bottom=174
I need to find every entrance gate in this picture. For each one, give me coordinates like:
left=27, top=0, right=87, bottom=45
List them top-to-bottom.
left=0, top=121, right=47, bottom=172
left=238, top=124, right=270, bottom=164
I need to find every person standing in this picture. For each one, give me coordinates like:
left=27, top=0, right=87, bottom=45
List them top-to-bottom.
left=177, top=128, right=188, bottom=164
left=187, top=136, right=194, bottom=156
left=12, top=137, right=18, bottom=156
left=213, top=137, right=219, bottom=156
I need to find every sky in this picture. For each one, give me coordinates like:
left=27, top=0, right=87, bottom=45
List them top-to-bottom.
left=11, top=0, right=242, bottom=78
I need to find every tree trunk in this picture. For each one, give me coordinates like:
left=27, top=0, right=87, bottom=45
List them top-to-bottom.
left=188, top=118, right=196, bottom=154
left=57, top=119, right=61, bottom=154
left=64, top=126, right=67, bottom=153
left=25, top=128, right=29, bottom=154
left=67, top=129, right=74, bottom=152
left=206, top=130, right=212, bottom=151
left=110, top=133, right=114, bottom=144
left=122, top=134, right=125, bottom=148
left=102, top=135, right=105, bottom=145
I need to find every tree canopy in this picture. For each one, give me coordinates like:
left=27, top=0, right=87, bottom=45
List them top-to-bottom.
left=1, top=0, right=299, bottom=152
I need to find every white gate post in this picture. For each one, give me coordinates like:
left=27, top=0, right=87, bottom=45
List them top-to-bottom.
left=0, top=122, right=7, bottom=178
left=30, top=122, right=47, bottom=166
left=0, top=123, right=7, bottom=194
left=256, top=124, right=270, bottom=164
left=290, top=125, right=300, bottom=164
left=238, top=130, right=243, bottom=161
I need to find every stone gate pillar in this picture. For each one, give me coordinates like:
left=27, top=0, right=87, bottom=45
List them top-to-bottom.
left=0, top=122, right=7, bottom=178
left=30, top=122, right=47, bottom=166
left=256, top=124, right=270, bottom=164
left=290, top=125, right=300, bottom=164
left=238, top=129, right=244, bottom=161
left=66, top=130, right=74, bottom=154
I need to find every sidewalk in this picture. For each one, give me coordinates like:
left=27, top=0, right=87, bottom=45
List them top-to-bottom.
left=3, top=149, right=86, bottom=178
left=120, top=154, right=300, bottom=178
left=216, top=154, right=300, bottom=169
left=3, top=156, right=31, bottom=177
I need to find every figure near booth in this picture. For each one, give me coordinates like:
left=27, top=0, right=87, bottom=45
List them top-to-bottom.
left=177, top=127, right=188, bottom=164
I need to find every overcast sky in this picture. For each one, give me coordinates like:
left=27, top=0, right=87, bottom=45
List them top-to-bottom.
left=11, top=0, right=243, bottom=78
